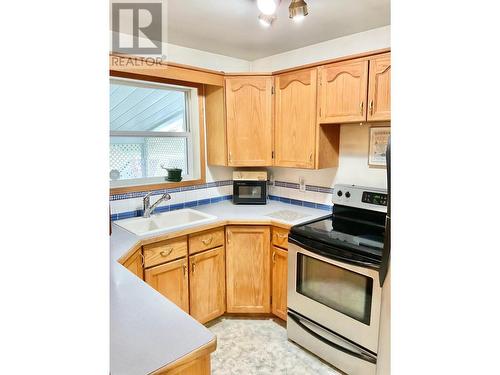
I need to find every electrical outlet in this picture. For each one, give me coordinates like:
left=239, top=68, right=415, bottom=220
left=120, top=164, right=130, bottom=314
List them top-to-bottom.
left=299, top=177, right=306, bottom=192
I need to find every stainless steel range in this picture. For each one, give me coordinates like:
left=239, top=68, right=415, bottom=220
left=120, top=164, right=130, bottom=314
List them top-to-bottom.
left=287, top=184, right=388, bottom=375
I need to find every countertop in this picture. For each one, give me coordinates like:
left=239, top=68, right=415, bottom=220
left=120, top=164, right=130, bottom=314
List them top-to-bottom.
left=110, top=200, right=329, bottom=375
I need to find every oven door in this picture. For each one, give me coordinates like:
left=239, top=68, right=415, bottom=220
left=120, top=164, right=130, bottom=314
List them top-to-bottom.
left=233, top=181, right=267, bottom=204
left=288, top=241, right=382, bottom=353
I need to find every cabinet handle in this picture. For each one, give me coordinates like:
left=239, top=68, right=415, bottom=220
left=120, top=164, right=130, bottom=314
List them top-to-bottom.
left=369, top=100, right=374, bottom=115
left=360, top=101, right=364, bottom=115
left=228, top=152, right=232, bottom=162
left=309, top=152, right=313, bottom=162
left=227, top=233, right=231, bottom=244
left=275, top=233, right=288, bottom=241
left=201, top=236, right=213, bottom=246
left=160, top=248, right=174, bottom=257
left=272, top=251, right=276, bottom=263
left=140, top=253, right=145, bottom=267
left=192, top=262, right=196, bottom=273
left=183, top=264, right=187, bottom=277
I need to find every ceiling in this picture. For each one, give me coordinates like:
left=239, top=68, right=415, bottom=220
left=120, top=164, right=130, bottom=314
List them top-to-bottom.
left=167, top=0, right=390, bottom=60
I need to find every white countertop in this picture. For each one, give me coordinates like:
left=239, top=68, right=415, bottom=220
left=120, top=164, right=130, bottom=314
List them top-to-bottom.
left=110, top=200, right=329, bottom=375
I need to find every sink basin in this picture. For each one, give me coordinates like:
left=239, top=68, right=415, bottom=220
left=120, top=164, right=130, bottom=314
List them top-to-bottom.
left=115, top=209, right=217, bottom=237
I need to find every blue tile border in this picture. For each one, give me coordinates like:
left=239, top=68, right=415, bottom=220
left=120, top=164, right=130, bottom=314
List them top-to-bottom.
left=110, top=180, right=233, bottom=201
left=272, top=180, right=334, bottom=195
left=111, top=195, right=234, bottom=221
left=268, top=195, right=332, bottom=212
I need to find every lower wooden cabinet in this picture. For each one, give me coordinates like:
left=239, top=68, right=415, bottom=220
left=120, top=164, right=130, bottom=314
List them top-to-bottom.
left=226, top=226, right=271, bottom=313
left=189, top=246, right=226, bottom=324
left=271, top=246, right=288, bottom=321
left=123, top=248, right=143, bottom=280
left=145, top=258, right=189, bottom=313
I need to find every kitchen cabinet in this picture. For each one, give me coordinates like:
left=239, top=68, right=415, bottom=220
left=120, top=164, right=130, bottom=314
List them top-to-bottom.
left=367, top=53, right=391, bottom=121
left=318, top=59, right=369, bottom=124
left=274, top=69, right=317, bottom=169
left=225, top=76, right=273, bottom=166
left=205, top=85, right=227, bottom=166
left=225, top=226, right=271, bottom=313
left=189, top=228, right=225, bottom=255
left=143, top=236, right=188, bottom=268
left=189, top=246, right=226, bottom=324
left=271, top=246, right=288, bottom=321
left=122, top=248, right=143, bottom=280
left=145, top=258, right=189, bottom=313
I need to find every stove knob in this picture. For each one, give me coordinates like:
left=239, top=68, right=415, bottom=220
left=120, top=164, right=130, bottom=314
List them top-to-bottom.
left=337, top=190, right=343, bottom=197
left=345, top=192, right=351, bottom=198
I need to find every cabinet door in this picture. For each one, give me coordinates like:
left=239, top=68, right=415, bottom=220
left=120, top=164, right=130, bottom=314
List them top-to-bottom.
left=367, top=53, right=391, bottom=121
left=318, top=60, right=369, bottom=123
left=275, top=69, right=317, bottom=168
left=225, top=76, right=273, bottom=166
left=226, top=226, right=271, bottom=313
left=189, top=246, right=226, bottom=324
left=271, top=246, right=288, bottom=321
left=123, top=249, right=143, bottom=280
left=145, top=258, right=189, bottom=313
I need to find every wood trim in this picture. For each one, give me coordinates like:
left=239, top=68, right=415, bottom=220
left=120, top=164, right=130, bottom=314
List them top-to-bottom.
left=272, top=48, right=391, bottom=75
left=110, top=54, right=224, bottom=86
left=109, top=74, right=206, bottom=196
left=149, top=338, right=217, bottom=375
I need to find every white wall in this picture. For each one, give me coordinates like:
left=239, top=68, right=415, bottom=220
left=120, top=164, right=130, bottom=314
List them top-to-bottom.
left=250, top=25, right=391, bottom=72
left=166, top=43, right=250, bottom=72
left=268, top=124, right=388, bottom=190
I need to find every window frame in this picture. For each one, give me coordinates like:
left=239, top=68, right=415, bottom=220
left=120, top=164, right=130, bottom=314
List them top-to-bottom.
left=109, top=71, right=206, bottom=195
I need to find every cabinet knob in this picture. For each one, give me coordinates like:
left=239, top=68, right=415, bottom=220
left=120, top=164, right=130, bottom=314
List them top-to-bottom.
left=369, top=100, right=374, bottom=115
left=360, top=101, right=364, bottom=115
left=272, top=251, right=276, bottom=263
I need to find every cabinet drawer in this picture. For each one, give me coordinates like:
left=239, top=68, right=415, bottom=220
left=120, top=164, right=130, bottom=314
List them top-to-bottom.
left=272, top=227, right=289, bottom=249
left=189, top=228, right=225, bottom=255
left=143, top=236, right=188, bottom=268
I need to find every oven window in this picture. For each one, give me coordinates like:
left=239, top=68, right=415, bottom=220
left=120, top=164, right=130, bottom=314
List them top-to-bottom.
left=237, top=185, right=262, bottom=199
left=296, top=254, right=373, bottom=325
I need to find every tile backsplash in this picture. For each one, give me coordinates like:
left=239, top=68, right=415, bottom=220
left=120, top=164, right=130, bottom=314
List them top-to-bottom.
left=109, top=179, right=335, bottom=220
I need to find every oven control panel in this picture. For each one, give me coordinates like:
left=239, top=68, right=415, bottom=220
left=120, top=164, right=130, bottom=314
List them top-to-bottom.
left=332, top=184, right=388, bottom=213
left=362, top=191, right=388, bottom=206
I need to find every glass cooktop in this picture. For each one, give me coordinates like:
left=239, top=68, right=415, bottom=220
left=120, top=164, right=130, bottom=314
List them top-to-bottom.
left=290, top=215, right=386, bottom=262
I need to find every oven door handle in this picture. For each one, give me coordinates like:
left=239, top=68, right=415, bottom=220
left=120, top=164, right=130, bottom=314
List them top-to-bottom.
left=288, top=236, right=380, bottom=269
left=287, top=310, right=377, bottom=364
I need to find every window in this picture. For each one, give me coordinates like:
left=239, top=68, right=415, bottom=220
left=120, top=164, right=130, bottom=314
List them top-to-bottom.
left=109, top=78, right=202, bottom=189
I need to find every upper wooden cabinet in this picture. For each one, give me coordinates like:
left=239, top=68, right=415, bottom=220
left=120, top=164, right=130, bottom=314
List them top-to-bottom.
left=367, top=53, right=391, bottom=121
left=318, top=59, right=369, bottom=124
left=274, top=69, right=317, bottom=169
left=225, top=76, right=274, bottom=166
left=225, top=226, right=271, bottom=313
left=189, top=246, right=226, bottom=324
left=145, top=258, right=189, bottom=313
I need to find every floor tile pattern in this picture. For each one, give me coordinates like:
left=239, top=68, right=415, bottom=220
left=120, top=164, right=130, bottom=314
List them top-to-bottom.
left=208, top=318, right=341, bottom=375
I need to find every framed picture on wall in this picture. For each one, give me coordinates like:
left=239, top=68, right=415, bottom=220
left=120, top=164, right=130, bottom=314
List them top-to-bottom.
left=368, top=126, right=391, bottom=167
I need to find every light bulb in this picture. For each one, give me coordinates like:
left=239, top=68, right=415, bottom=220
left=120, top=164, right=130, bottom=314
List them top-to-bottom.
left=257, top=0, right=278, bottom=16
left=292, top=14, right=305, bottom=22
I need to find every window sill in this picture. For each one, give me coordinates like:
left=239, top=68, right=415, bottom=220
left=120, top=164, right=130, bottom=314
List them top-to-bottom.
left=110, top=178, right=206, bottom=196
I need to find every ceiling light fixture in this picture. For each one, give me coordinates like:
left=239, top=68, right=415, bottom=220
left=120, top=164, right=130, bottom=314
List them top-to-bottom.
left=257, top=0, right=280, bottom=16
left=289, top=0, right=309, bottom=20
left=258, top=13, right=276, bottom=27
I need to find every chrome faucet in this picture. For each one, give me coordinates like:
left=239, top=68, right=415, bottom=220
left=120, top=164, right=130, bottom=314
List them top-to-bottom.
left=143, top=192, right=171, bottom=218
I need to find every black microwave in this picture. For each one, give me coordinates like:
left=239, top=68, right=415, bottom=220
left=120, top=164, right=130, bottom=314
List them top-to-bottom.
left=232, top=171, right=268, bottom=205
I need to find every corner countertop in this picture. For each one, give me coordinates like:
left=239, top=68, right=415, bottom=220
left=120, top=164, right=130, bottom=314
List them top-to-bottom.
left=110, top=200, right=329, bottom=375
